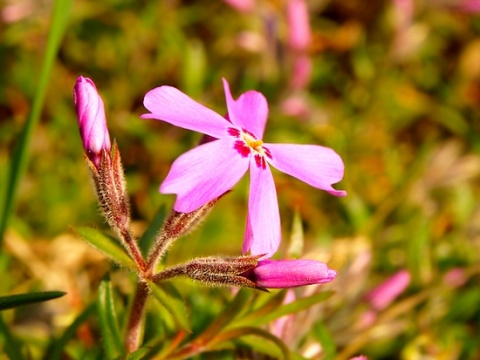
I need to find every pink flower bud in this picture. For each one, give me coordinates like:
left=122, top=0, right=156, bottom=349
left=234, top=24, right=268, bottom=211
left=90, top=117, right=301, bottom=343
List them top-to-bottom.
left=73, top=76, right=111, bottom=167
left=249, top=259, right=337, bottom=288
left=365, top=270, right=411, bottom=311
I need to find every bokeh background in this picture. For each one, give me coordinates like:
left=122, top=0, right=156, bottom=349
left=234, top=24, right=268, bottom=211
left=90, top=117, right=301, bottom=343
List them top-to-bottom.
left=1, top=0, right=480, bottom=358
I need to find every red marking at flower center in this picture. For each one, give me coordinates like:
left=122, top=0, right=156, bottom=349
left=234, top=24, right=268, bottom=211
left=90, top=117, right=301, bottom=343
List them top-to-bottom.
left=228, top=127, right=271, bottom=168
left=234, top=140, right=251, bottom=157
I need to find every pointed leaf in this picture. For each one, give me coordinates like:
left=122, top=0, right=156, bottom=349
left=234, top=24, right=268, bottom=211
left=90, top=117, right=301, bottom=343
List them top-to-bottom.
left=75, top=226, right=135, bottom=269
left=97, top=275, right=123, bottom=360
left=148, top=281, right=191, bottom=332
left=231, top=290, right=285, bottom=327
left=0, top=291, right=65, bottom=311
left=210, top=326, right=291, bottom=360
left=126, top=347, right=149, bottom=360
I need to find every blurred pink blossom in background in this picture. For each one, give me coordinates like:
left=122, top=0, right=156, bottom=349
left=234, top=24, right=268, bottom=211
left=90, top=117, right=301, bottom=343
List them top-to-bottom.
left=223, top=0, right=255, bottom=13
left=286, top=0, right=311, bottom=51
left=456, top=0, right=480, bottom=12
left=290, top=55, right=313, bottom=90
left=443, top=267, right=468, bottom=288
left=365, top=270, right=411, bottom=311
left=270, top=289, right=296, bottom=342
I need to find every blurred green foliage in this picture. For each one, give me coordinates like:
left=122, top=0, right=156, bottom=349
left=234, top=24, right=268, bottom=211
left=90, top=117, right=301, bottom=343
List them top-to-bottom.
left=1, top=0, right=480, bottom=358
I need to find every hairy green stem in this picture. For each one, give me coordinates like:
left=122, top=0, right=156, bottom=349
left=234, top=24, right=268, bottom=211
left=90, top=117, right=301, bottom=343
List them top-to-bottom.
left=125, top=281, right=149, bottom=353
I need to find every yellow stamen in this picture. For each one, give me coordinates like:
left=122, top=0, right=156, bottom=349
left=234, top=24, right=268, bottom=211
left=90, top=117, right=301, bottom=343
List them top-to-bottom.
left=247, top=139, right=264, bottom=149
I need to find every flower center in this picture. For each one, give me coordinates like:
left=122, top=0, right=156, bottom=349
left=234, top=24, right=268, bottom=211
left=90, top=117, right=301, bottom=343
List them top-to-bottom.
left=228, top=127, right=271, bottom=169
left=242, top=132, right=264, bottom=152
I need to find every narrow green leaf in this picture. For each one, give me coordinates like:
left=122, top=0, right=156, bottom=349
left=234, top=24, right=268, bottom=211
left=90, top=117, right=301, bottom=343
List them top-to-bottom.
left=0, top=0, right=72, bottom=244
left=139, top=205, right=167, bottom=257
left=75, top=226, right=135, bottom=269
left=97, top=275, right=124, bottom=360
left=148, top=281, right=191, bottom=332
left=194, top=288, right=251, bottom=344
left=230, top=290, right=286, bottom=327
left=0, top=291, right=65, bottom=311
left=233, top=291, right=333, bottom=328
left=44, top=304, right=96, bottom=360
left=0, top=315, right=25, bottom=360
left=312, top=321, right=336, bottom=360
left=210, top=326, right=291, bottom=360
left=126, top=347, right=149, bottom=360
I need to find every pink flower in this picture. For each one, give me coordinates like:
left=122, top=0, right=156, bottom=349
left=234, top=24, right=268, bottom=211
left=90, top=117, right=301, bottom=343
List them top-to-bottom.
left=73, top=76, right=111, bottom=168
left=142, top=78, right=345, bottom=258
left=247, top=259, right=337, bottom=288
left=365, top=270, right=411, bottom=311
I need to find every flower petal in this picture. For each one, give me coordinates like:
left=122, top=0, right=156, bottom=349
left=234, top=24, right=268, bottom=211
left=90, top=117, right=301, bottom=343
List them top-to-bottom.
left=222, top=78, right=268, bottom=139
left=142, top=86, right=230, bottom=138
left=160, top=139, right=249, bottom=212
left=266, top=143, right=346, bottom=196
left=243, top=161, right=281, bottom=258
left=252, top=259, right=337, bottom=288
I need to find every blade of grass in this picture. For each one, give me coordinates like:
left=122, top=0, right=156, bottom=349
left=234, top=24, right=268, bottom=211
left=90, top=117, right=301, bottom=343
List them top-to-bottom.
left=0, top=0, right=72, bottom=243
left=97, top=275, right=123, bottom=360
left=0, top=291, right=65, bottom=311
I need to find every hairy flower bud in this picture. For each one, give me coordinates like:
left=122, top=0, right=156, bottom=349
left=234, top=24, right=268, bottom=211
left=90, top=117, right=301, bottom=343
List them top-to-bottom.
left=73, top=76, right=111, bottom=168
left=74, top=77, right=145, bottom=271
left=183, top=255, right=263, bottom=289
left=245, top=259, right=337, bottom=288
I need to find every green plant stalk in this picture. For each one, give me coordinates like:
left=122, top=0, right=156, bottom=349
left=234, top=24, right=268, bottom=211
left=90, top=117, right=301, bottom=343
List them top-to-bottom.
left=0, top=0, right=72, bottom=243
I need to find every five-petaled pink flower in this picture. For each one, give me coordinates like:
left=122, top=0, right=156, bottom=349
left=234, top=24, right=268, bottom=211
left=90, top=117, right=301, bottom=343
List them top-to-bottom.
left=142, top=79, right=346, bottom=258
